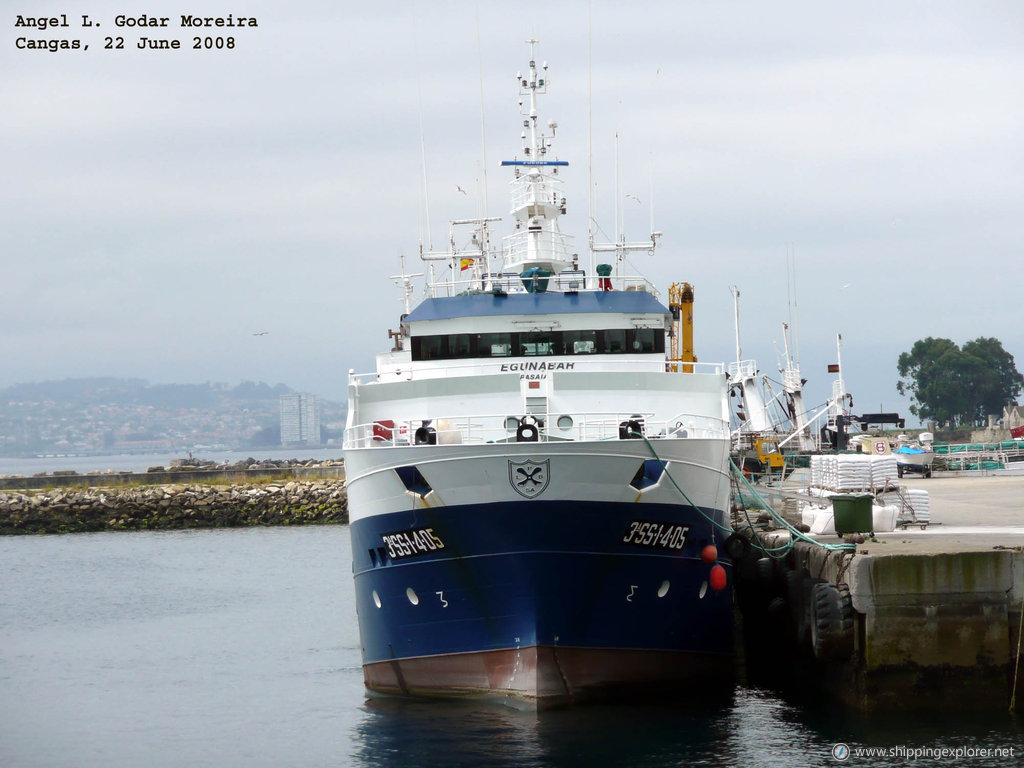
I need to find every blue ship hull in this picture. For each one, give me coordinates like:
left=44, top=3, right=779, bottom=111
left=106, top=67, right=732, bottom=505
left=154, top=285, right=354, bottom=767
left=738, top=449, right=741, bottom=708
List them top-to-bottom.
left=349, top=500, right=733, bottom=706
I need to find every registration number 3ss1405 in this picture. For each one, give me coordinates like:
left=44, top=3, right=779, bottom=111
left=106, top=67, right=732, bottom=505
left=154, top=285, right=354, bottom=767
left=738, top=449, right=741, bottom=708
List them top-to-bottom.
left=622, top=520, right=690, bottom=550
left=381, top=527, right=445, bottom=559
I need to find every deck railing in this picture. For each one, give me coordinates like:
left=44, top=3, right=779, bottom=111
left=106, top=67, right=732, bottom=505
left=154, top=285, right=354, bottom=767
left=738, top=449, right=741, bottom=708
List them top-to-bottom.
left=424, top=272, right=659, bottom=298
left=344, top=411, right=728, bottom=450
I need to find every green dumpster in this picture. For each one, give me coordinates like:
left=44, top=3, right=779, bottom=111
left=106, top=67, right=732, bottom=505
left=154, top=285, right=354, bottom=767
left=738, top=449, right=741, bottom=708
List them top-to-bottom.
left=831, top=494, right=873, bottom=535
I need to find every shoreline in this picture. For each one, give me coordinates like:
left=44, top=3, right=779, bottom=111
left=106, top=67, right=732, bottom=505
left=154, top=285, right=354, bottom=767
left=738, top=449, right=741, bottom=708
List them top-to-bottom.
left=0, top=449, right=346, bottom=479
left=0, top=457, right=345, bottom=491
left=0, top=470, right=348, bottom=535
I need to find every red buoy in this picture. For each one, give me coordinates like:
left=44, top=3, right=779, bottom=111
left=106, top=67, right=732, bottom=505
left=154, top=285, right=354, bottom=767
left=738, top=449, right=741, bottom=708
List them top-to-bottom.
left=700, top=544, right=718, bottom=565
left=709, top=564, right=727, bottom=591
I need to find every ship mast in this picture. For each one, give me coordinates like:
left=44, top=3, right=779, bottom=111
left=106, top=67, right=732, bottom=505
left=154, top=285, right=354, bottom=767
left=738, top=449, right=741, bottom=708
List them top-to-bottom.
left=499, top=40, right=574, bottom=275
left=589, top=102, right=661, bottom=274
left=387, top=253, right=422, bottom=350
left=389, top=253, right=422, bottom=316
left=729, top=286, right=771, bottom=434
left=780, top=321, right=813, bottom=450
left=829, top=333, right=848, bottom=422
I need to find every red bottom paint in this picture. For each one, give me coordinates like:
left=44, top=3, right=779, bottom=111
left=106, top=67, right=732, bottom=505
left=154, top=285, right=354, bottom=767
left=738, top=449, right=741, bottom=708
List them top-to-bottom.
left=364, top=645, right=732, bottom=709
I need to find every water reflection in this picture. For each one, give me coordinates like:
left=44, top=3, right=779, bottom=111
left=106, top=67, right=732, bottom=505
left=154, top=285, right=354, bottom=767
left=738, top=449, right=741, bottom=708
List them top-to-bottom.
left=348, top=685, right=1024, bottom=768
left=350, top=691, right=740, bottom=768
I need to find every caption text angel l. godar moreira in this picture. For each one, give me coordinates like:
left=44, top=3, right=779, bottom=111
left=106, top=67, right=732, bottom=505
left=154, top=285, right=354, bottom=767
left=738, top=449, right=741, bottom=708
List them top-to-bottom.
left=13, top=13, right=258, bottom=52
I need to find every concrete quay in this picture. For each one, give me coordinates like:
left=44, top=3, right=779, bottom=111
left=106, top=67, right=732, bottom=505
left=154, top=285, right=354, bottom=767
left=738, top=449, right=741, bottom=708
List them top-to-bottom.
left=736, top=475, right=1024, bottom=711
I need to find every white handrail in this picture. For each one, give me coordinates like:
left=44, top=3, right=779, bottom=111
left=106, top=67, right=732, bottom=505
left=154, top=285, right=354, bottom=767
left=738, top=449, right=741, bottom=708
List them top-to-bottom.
left=423, top=272, right=659, bottom=298
left=344, top=411, right=729, bottom=449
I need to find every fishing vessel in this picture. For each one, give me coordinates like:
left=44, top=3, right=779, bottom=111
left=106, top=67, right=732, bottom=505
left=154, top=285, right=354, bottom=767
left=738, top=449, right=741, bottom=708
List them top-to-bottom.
left=344, top=43, right=734, bottom=708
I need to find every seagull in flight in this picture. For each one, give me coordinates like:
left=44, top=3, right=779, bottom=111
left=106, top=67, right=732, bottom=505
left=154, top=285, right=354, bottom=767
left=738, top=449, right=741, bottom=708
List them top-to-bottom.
left=456, top=185, right=467, bottom=195
left=253, top=331, right=269, bottom=336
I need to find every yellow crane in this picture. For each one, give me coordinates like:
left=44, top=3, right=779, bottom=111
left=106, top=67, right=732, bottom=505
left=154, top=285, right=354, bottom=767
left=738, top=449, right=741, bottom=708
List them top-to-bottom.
left=668, top=282, right=695, bottom=373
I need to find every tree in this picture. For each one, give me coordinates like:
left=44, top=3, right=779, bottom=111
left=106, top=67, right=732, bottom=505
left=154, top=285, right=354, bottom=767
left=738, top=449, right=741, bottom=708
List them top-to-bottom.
left=897, top=337, right=1023, bottom=426
left=962, top=337, right=1024, bottom=424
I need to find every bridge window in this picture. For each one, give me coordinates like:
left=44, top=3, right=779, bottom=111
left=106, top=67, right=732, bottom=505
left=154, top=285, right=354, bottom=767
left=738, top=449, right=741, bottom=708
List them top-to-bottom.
left=410, top=327, right=664, bottom=361
left=631, top=328, right=657, bottom=353
left=602, top=329, right=627, bottom=354
left=563, top=330, right=597, bottom=354
left=521, top=331, right=556, bottom=356
left=479, top=332, right=512, bottom=357
left=415, top=335, right=446, bottom=360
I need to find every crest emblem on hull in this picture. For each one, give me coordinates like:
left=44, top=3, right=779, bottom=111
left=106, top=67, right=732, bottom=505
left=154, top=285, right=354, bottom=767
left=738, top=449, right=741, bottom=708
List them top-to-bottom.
left=508, top=459, right=550, bottom=498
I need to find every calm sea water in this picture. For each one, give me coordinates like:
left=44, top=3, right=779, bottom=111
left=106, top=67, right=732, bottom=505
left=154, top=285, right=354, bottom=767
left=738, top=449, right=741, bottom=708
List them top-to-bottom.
left=1, top=526, right=1020, bottom=768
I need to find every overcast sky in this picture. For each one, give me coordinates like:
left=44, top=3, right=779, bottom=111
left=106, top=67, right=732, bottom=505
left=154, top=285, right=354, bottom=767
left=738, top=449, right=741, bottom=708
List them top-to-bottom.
left=2, top=1, right=1022, bottom=423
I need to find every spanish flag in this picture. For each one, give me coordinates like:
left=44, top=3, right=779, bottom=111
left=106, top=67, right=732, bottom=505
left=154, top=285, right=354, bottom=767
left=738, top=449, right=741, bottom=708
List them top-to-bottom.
left=460, top=258, right=473, bottom=271
left=828, top=364, right=840, bottom=373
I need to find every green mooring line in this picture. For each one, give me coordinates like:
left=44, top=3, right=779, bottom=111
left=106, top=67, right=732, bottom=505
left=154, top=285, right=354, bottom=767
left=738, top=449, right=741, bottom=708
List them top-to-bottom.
left=633, top=432, right=855, bottom=557
left=634, top=432, right=734, bottom=537
left=729, top=457, right=856, bottom=555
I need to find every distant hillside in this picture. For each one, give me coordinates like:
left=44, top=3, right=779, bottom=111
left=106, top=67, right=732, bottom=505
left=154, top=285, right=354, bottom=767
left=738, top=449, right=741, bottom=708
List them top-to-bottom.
left=0, top=378, right=296, bottom=409
left=0, top=378, right=345, bottom=456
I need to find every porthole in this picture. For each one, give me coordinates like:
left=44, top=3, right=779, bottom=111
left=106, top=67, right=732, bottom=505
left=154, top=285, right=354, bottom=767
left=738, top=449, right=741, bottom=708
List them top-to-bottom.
left=557, top=415, right=574, bottom=430
left=505, top=416, right=520, bottom=431
left=657, top=580, right=670, bottom=598
left=698, top=581, right=708, bottom=599
left=406, top=587, right=420, bottom=606
left=372, top=590, right=382, bottom=608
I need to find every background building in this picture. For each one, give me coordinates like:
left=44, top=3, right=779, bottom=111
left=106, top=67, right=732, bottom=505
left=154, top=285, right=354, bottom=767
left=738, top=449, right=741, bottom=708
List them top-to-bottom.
left=279, top=393, right=321, bottom=446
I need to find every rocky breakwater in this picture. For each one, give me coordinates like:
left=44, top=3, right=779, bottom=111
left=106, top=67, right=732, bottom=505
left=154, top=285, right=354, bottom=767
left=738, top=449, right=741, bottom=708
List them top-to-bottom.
left=0, top=479, right=348, bottom=535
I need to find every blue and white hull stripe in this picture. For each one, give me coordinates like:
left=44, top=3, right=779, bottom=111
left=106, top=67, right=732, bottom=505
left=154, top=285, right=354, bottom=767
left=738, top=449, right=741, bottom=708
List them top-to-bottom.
left=351, top=499, right=733, bottom=666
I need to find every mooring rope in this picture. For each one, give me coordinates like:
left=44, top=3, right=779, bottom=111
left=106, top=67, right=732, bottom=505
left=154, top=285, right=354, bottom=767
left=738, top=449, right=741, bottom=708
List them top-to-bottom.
left=632, top=432, right=856, bottom=558
left=633, top=432, right=733, bottom=540
left=729, top=457, right=857, bottom=555
left=1011, top=584, right=1024, bottom=713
